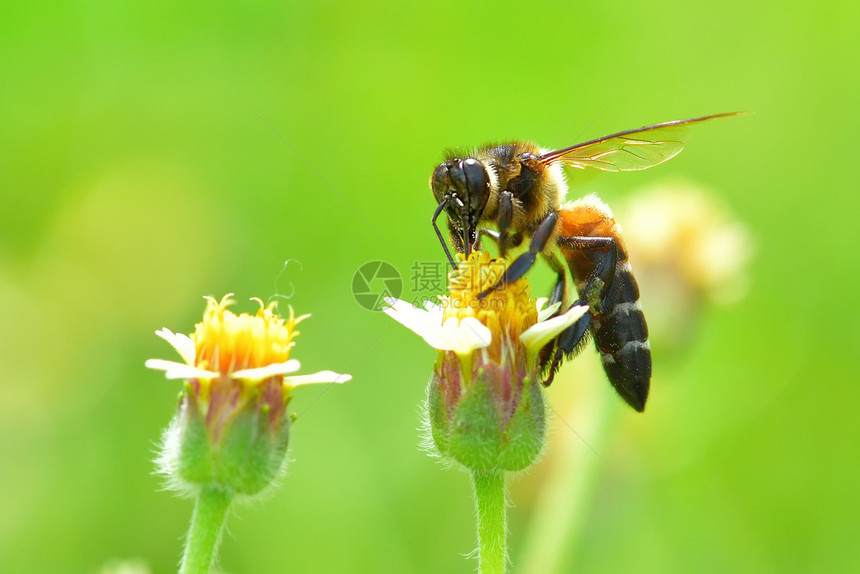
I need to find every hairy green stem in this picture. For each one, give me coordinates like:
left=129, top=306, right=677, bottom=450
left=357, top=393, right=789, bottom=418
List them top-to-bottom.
left=473, top=470, right=507, bottom=574
left=179, top=486, right=232, bottom=574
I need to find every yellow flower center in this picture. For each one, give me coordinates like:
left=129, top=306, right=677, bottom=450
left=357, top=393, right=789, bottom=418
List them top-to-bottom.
left=441, top=251, right=537, bottom=357
left=192, top=294, right=305, bottom=376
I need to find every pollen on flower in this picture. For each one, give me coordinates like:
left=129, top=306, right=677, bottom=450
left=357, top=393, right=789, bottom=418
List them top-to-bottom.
left=441, top=252, right=538, bottom=357
left=192, top=294, right=307, bottom=376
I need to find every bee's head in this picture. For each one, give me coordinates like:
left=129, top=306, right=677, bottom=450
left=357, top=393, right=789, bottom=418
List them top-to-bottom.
left=430, top=157, right=492, bottom=253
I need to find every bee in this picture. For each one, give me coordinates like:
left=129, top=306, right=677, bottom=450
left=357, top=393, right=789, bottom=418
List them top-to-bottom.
left=430, top=113, right=740, bottom=412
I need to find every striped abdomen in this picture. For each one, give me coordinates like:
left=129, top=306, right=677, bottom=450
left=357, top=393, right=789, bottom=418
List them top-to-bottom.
left=558, top=195, right=651, bottom=411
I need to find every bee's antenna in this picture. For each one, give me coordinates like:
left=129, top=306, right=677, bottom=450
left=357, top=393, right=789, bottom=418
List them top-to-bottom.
left=432, top=198, right=457, bottom=268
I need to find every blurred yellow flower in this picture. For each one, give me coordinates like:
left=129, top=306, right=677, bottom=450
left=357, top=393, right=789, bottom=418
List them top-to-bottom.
left=618, top=180, right=754, bottom=348
left=621, top=180, right=753, bottom=304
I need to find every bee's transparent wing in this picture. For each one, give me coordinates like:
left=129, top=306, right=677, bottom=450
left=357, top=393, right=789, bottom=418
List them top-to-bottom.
left=539, top=112, right=741, bottom=172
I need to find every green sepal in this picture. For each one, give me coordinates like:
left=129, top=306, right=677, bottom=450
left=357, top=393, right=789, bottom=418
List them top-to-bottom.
left=430, top=363, right=546, bottom=473
left=428, top=373, right=451, bottom=455
left=448, top=375, right=505, bottom=471
left=498, top=375, right=545, bottom=471
left=171, top=393, right=291, bottom=496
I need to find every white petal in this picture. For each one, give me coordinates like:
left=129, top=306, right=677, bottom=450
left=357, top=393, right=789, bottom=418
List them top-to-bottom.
left=382, top=297, right=421, bottom=325
left=383, top=297, right=450, bottom=350
left=383, top=297, right=433, bottom=328
left=384, top=297, right=492, bottom=354
left=423, top=301, right=444, bottom=324
left=537, top=301, right=562, bottom=323
left=425, top=304, right=444, bottom=322
left=520, top=304, right=589, bottom=356
left=441, top=317, right=491, bottom=356
left=154, top=328, right=197, bottom=365
left=145, top=359, right=219, bottom=380
left=232, top=359, right=302, bottom=381
left=284, top=370, right=352, bottom=387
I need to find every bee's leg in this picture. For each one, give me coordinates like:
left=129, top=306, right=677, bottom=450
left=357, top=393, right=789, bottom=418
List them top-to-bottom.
left=497, top=191, right=514, bottom=258
left=432, top=200, right=458, bottom=268
left=477, top=211, right=558, bottom=299
left=476, top=227, right=526, bottom=256
left=479, top=227, right=525, bottom=254
left=477, top=228, right=500, bottom=249
left=540, top=235, right=619, bottom=385
left=556, top=235, right=618, bottom=313
left=542, top=252, right=569, bottom=313
left=537, top=254, right=581, bottom=385
left=542, top=311, right=592, bottom=386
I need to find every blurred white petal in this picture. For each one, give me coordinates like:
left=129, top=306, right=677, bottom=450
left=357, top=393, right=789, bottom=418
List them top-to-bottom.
left=383, top=297, right=491, bottom=353
left=383, top=297, right=450, bottom=349
left=536, top=299, right=562, bottom=323
left=520, top=304, right=589, bottom=356
left=441, top=317, right=491, bottom=356
left=154, top=328, right=196, bottom=365
left=144, top=359, right=219, bottom=380
left=232, top=359, right=302, bottom=381
left=284, top=370, right=352, bottom=387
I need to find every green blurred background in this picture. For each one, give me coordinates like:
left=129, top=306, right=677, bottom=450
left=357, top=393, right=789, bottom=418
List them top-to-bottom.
left=2, top=1, right=858, bottom=572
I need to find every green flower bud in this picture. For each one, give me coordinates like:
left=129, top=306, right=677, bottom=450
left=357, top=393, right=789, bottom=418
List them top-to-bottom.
left=429, top=353, right=545, bottom=472
left=161, top=377, right=292, bottom=496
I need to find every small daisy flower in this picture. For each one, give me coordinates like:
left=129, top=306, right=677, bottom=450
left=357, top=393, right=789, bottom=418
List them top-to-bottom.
left=384, top=252, right=587, bottom=472
left=147, top=294, right=350, bottom=496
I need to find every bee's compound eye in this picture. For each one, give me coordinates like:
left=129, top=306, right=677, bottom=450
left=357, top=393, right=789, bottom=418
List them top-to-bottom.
left=461, top=158, right=490, bottom=214
left=462, top=159, right=488, bottom=192
left=431, top=163, right=450, bottom=201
